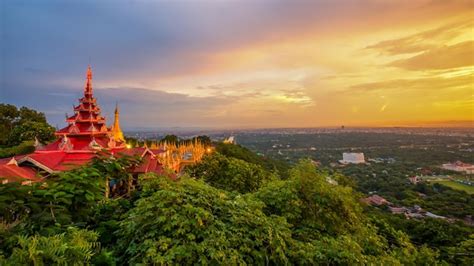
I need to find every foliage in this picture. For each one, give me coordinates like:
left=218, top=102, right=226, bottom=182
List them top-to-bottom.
left=0, top=104, right=54, bottom=147
left=0, top=104, right=20, bottom=145
left=7, top=121, right=55, bottom=146
left=160, top=134, right=179, bottom=144
left=192, top=135, right=212, bottom=146
left=0, top=141, right=36, bottom=159
left=0, top=142, right=448, bottom=265
left=215, top=142, right=291, bottom=177
left=91, top=153, right=141, bottom=182
left=187, top=153, right=275, bottom=193
left=254, top=159, right=364, bottom=238
left=252, top=160, right=442, bottom=264
left=116, top=176, right=292, bottom=265
left=90, top=198, right=133, bottom=248
left=367, top=207, right=473, bottom=264
left=0, top=227, right=99, bottom=265
left=446, top=234, right=474, bottom=265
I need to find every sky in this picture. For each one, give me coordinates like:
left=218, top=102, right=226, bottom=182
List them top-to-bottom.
left=1, top=0, right=473, bottom=129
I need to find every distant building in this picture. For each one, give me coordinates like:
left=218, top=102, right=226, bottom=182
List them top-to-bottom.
left=223, top=136, right=236, bottom=144
left=339, top=152, right=365, bottom=164
left=442, top=161, right=474, bottom=174
left=408, top=176, right=419, bottom=184
left=361, top=194, right=390, bottom=206
left=389, top=206, right=407, bottom=214
left=425, top=212, right=446, bottom=219
left=406, top=213, right=424, bottom=219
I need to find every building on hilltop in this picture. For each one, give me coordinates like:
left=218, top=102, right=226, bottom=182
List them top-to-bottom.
left=0, top=66, right=208, bottom=184
left=223, top=136, right=236, bottom=144
left=339, top=152, right=365, bottom=164
left=441, top=161, right=474, bottom=174
left=408, top=176, right=419, bottom=184
left=361, top=194, right=390, bottom=206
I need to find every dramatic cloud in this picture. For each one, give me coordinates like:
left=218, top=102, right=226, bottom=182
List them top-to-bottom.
left=1, top=0, right=472, bottom=128
left=366, top=19, right=472, bottom=55
left=389, top=41, right=474, bottom=70
left=349, top=74, right=473, bottom=93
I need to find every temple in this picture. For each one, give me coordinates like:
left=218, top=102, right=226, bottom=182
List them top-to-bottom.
left=0, top=66, right=208, bottom=184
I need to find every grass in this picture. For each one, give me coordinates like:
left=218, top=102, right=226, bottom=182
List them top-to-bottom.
left=432, top=180, right=474, bottom=195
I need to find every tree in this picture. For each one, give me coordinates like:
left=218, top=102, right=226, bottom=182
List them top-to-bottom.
left=0, top=104, right=20, bottom=145
left=0, top=104, right=55, bottom=147
left=17, top=106, right=48, bottom=125
left=7, top=121, right=55, bottom=146
left=160, top=135, right=179, bottom=144
left=192, top=135, right=211, bottom=146
left=215, top=142, right=290, bottom=177
left=187, top=153, right=274, bottom=193
left=254, top=159, right=365, bottom=239
left=252, top=160, right=440, bottom=264
left=25, top=166, right=105, bottom=233
left=116, top=176, right=293, bottom=265
left=1, top=227, right=99, bottom=265
left=447, top=234, right=474, bottom=265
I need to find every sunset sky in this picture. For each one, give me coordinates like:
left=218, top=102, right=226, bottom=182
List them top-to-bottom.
left=1, top=0, right=473, bottom=129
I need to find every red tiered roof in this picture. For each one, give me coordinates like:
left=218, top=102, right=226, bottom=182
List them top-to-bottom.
left=0, top=66, right=166, bottom=183
left=55, top=66, right=110, bottom=139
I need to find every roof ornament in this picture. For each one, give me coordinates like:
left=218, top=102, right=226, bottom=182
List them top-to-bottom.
left=84, top=65, right=93, bottom=97
left=110, top=102, right=125, bottom=142
left=89, top=123, right=98, bottom=132
left=59, top=135, right=73, bottom=151
left=34, top=137, right=44, bottom=150
left=89, top=137, right=102, bottom=149
left=108, top=137, right=116, bottom=148
left=7, top=157, right=18, bottom=166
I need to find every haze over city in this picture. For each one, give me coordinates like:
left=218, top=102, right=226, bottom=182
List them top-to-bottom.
left=1, top=0, right=473, bottom=129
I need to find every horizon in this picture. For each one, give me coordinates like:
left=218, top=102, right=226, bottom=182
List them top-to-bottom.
left=1, top=0, right=473, bottom=128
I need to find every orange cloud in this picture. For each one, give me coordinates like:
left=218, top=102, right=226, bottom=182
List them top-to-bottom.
left=389, top=41, right=474, bottom=70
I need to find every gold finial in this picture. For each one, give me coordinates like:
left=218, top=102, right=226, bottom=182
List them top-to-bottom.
left=111, top=102, right=125, bottom=142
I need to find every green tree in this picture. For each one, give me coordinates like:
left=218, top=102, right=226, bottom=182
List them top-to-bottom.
left=0, top=104, right=20, bottom=145
left=0, top=104, right=55, bottom=147
left=17, top=106, right=48, bottom=125
left=7, top=121, right=55, bottom=146
left=160, top=134, right=179, bottom=144
left=192, top=135, right=212, bottom=146
left=216, top=142, right=290, bottom=177
left=187, top=153, right=274, bottom=193
left=254, top=159, right=365, bottom=239
left=25, top=166, right=105, bottom=233
left=116, top=176, right=292, bottom=265
left=0, top=227, right=99, bottom=265
left=447, top=234, right=474, bottom=265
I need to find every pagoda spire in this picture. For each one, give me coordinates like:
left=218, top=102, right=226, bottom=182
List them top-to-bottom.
left=84, top=65, right=93, bottom=97
left=111, top=103, right=125, bottom=142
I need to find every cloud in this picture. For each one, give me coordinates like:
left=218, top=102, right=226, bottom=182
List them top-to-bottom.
left=2, top=1, right=473, bottom=127
left=366, top=19, right=472, bottom=55
left=388, top=41, right=474, bottom=70
left=349, top=73, right=473, bottom=93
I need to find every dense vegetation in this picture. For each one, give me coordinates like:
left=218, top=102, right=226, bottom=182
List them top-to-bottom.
left=0, top=103, right=472, bottom=265
left=0, top=104, right=55, bottom=158
left=237, top=131, right=474, bottom=264
left=2, top=147, right=465, bottom=264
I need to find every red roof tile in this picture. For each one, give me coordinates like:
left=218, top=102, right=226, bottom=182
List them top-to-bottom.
left=0, top=164, right=42, bottom=183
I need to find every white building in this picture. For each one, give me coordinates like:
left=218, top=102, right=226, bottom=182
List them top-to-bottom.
left=223, top=136, right=236, bottom=144
left=339, top=152, right=365, bottom=164
left=442, top=161, right=474, bottom=174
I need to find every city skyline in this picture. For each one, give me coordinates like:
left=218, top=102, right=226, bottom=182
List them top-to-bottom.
left=1, top=0, right=473, bottom=129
